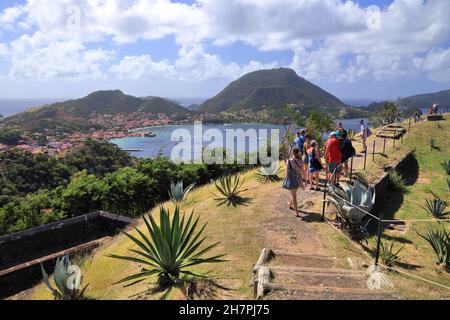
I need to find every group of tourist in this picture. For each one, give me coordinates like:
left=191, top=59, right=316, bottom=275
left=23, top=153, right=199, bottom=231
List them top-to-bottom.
left=283, top=121, right=361, bottom=217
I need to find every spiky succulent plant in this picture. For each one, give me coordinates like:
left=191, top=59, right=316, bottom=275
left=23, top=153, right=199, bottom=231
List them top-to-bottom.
left=257, top=161, right=284, bottom=183
left=213, top=174, right=248, bottom=207
left=328, top=179, right=376, bottom=239
left=168, top=180, right=195, bottom=203
left=422, top=198, right=449, bottom=220
left=109, top=206, right=225, bottom=288
left=417, top=228, right=450, bottom=271
left=379, top=241, right=404, bottom=268
left=40, top=255, right=88, bottom=300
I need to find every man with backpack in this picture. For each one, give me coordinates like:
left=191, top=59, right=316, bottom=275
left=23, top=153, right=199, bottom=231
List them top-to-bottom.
left=340, top=130, right=356, bottom=178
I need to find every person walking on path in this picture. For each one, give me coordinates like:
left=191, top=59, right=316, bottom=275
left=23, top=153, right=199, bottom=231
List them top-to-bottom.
left=360, top=120, right=370, bottom=153
left=340, top=131, right=356, bottom=177
left=325, top=132, right=342, bottom=186
left=302, top=135, right=312, bottom=187
left=307, top=140, right=324, bottom=191
left=283, top=148, right=306, bottom=218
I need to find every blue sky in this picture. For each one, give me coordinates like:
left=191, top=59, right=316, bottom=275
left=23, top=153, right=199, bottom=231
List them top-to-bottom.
left=0, top=0, right=450, bottom=101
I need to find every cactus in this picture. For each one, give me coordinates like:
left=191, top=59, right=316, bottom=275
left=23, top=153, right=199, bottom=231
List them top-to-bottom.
left=257, top=161, right=284, bottom=183
left=328, top=179, right=376, bottom=239
left=168, top=180, right=195, bottom=203
left=40, top=255, right=88, bottom=300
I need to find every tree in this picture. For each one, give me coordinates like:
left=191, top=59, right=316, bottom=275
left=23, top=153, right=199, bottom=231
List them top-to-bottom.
left=375, top=101, right=402, bottom=125
left=286, top=106, right=334, bottom=146
left=305, top=111, right=334, bottom=145
left=62, top=139, right=134, bottom=178
left=0, top=149, right=73, bottom=196
left=104, top=167, right=157, bottom=217
left=62, top=171, right=109, bottom=217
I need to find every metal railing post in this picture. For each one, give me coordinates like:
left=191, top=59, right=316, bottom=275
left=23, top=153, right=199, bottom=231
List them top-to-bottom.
left=393, top=131, right=396, bottom=148
left=383, top=137, right=386, bottom=154
left=372, top=140, right=376, bottom=162
left=364, top=148, right=368, bottom=171
left=349, top=157, right=354, bottom=182
left=322, top=180, right=328, bottom=221
left=374, top=213, right=384, bottom=267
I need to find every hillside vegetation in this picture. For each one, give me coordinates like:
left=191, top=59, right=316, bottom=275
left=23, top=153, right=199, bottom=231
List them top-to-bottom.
left=197, top=68, right=366, bottom=119
left=1, top=90, right=191, bottom=132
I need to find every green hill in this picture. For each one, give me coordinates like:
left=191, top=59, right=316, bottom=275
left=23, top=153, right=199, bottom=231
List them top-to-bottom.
left=196, top=68, right=365, bottom=118
left=367, top=89, right=450, bottom=113
left=399, top=89, right=450, bottom=109
left=2, top=90, right=191, bottom=131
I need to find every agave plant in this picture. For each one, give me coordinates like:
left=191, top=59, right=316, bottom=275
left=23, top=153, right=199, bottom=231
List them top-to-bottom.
left=441, top=160, right=450, bottom=175
left=257, top=161, right=284, bottom=183
left=388, top=170, right=408, bottom=193
left=212, top=174, right=248, bottom=207
left=328, top=179, right=376, bottom=239
left=168, top=180, right=196, bottom=203
left=422, top=198, right=449, bottom=220
left=109, top=206, right=225, bottom=288
left=417, top=228, right=450, bottom=271
left=379, top=241, right=404, bottom=268
left=40, top=255, right=88, bottom=300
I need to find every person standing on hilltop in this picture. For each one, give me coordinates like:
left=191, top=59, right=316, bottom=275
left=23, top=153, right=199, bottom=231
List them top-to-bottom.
left=359, top=120, right=370, bottom=153
left=294, top=130, right=306, bottom=154
left=325, top=132, right=342, bottom=186
left=302, top=135, right=313, bottom=187
left=307, top=140, right=324, bottom=191
left=283, top=148, right=306, bottom=218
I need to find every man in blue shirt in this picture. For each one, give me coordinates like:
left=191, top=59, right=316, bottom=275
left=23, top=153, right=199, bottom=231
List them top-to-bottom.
left=294, top=130, right=306, bottom=153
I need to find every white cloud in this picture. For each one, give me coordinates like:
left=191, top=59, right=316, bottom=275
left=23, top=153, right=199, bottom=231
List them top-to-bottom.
left=0, top=0, right=450, bottom=84
left=0, top=5, right=26, bottom=30
left=9, top=32, right=113, bottom=79
left=0, top=43, right=8, bottom=57
left=111, top=44, right=278, bottom=81
left=109, top=55, right=176, bottom=80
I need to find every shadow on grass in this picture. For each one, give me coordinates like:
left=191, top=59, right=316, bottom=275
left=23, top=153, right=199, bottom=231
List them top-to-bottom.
left=372, top=155, right=419, bottom=226
left=214, top=196, right=253, bottom=208
left=129, top=278, right=234, bottom=301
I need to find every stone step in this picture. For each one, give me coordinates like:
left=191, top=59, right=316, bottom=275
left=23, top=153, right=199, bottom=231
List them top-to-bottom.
left=268, top=253, right=337, bottom=269
left=268, top=265, right=365, bottom=276
left=272, top=269, right=367, bottom=289
left=264, top=284, right=400, bottom=300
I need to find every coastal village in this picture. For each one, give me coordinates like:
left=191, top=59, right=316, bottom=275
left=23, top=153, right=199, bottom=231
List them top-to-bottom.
left=0, top=112, right=172, bottom=156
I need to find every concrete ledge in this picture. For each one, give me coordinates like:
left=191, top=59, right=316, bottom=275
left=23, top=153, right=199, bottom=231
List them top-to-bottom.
left=0, top=211, right=135, bottom=299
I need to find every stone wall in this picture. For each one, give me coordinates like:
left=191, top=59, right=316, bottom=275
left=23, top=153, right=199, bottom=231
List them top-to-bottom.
left=0, top=211, right=135, bottom=299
